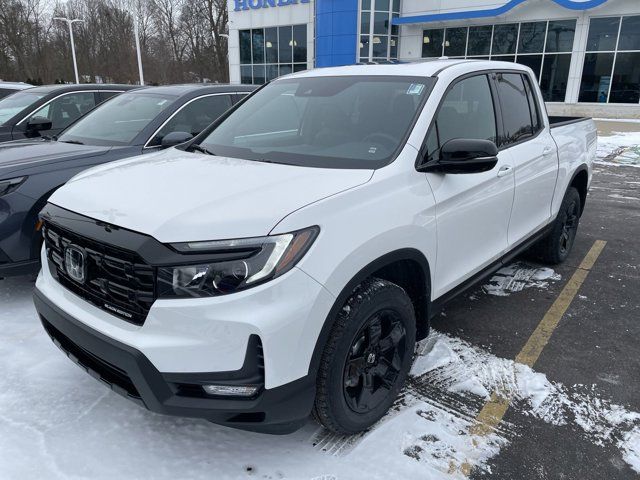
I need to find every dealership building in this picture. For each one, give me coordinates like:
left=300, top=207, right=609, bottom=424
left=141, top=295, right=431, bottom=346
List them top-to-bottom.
left=228, top=0, right=640, bottom=117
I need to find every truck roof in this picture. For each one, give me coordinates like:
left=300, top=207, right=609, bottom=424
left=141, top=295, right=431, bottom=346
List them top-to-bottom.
left=286, top=59, right=531, bottom=79
left=0, top=81, right=32, bottom=90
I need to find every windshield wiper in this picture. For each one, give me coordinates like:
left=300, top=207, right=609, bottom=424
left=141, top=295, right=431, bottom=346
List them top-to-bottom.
left=59, top=139, right=84, bottom=145
left=188, top=144, right=216, bottom=156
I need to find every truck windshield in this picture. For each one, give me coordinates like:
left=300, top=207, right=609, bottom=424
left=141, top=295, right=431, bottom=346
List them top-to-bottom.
left=198, top=75, right=435, bottom=168
left=0, top=91, right=45, bottom=126
left=57, top=92, right=176, bottom=146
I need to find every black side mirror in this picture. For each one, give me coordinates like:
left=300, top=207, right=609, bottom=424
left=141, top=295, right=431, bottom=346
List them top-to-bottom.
left=26, top=116, right=53, bottom=133
left=161, top=131, right=193, bottom=148
left=420, top=138, right=499, bottom=174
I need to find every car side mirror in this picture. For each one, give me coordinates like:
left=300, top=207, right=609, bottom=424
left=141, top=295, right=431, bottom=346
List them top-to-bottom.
left=26, top=116, right=53, bottom=133
left=161, top=131, right=193, bottom=148
left=419, top=138, right=499, bottom=174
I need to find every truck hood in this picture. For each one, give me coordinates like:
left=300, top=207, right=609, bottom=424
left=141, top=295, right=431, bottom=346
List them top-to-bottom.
left=0, top=139, right=112, bottom=174
left=49, top=148, right=374, bottom=242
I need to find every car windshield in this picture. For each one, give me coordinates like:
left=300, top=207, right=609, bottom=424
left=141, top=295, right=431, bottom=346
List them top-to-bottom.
left=198, top=75, right=435, bottom=168
left=0, top=91, right=45, bottom=126
left=58, top=92, right=176, bottom=146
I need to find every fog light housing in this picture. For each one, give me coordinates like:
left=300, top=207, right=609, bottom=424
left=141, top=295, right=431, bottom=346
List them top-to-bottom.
left=202, top=384, right=260, bottom=397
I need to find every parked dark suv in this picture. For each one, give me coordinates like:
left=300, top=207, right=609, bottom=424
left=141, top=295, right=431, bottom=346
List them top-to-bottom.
left=0, top=82, right=32, bottom=100
left=0, top=84, right=136, bottom=143
left=0, top=84, right=256, bottom=277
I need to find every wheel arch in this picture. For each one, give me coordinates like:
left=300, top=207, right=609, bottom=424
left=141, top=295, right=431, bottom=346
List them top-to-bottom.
left=568, top=164, right=589, bottom=216
left=307, top=248, right=432, bottom=378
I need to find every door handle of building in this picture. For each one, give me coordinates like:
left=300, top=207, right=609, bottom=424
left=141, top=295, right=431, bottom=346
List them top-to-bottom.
left=497, top=165, right=513, bottom=178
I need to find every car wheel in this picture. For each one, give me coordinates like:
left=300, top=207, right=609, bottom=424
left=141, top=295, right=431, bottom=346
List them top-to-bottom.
left=530, top=187, right=581, bottom=265
left=313, top=277, right=416, bottom=434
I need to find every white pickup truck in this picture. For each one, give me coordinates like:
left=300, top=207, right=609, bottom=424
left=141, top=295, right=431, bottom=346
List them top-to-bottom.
left=34, top=60, right=596, bottom=435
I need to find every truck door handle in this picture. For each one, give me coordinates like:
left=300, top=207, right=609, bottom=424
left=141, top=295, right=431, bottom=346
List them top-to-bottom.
left=543, top=147, right=554, bottom=155
left=497, top=165, right=513, bottom=178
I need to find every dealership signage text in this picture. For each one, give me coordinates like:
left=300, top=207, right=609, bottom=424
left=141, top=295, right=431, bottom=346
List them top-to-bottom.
left=234, top=0, right=310, bottom=11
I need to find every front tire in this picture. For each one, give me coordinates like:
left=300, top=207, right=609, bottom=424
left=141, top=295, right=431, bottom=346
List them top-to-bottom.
left=530, top=187, right=581, bottom=265
left=313, top=278, right=416, bottom=434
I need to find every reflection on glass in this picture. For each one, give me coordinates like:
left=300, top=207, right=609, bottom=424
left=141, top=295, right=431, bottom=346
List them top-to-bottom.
left=618, top=16, right=640, bottom=51
left=586, top=17, right=620, bottom=51
left=546, top=20, right=576, bottom=53
left=519, top=22, right=546, bottom=54
left=492, top=24, right=519, bottom=55
left=293, top=25, right=306, bottom=63
left=279, top=26, right=293, bottom=63
left=468, top=26, right=492, bottom=56
left=445, top=27, right=467, bottom=57
left=265, top=28, right=278, bottom=63
left=422, top=28, right=444, bottom=57
left=240, top=30, right=251, bottom=64
left=579, top=52, right=615, bottom=102
left=610, top=52, right=640, bottom=103
left=540, top=54, right=571, bottom=102
left=516, top=55, right=543, bottom=79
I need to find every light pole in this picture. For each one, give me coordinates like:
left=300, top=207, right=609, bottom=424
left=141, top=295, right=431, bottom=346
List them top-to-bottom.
left=134, top=15, right=144, bottom=85
left=53, top=17, right=84, bottom=84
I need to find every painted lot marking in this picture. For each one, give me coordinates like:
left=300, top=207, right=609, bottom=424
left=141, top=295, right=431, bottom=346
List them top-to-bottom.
left=462, top=240, right=608, bottom=476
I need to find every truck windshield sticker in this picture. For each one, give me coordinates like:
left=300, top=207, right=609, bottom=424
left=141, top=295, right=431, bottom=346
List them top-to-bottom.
left=407, top=83, right=425, bottom=96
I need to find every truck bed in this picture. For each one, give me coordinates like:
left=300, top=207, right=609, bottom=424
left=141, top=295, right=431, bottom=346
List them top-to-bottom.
left=548, top=116, right=592, bottom=129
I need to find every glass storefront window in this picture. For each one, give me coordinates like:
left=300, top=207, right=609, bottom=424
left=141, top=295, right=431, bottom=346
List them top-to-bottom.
left=359, top=0, right=400, bottom=62
left=580, top=16, right=640, bottom=104
left=618, top=16, right=640, bottom=51
left=586, top=17, right=620, bottom=51
left=421, top=20, right=576, bottom=102
left=546, top=20, right=577, bottom=53
left=519, top=22, right=546, bottom=54
left=492, top=24, right=519, bottom=55
left=239, top=25, right=307, bottom=85
left=467, top=26, right=492, bottom=56
left=444, top=27, right=467, bottom=57
left=422, top=28, right=444, bottom=58
left=579, top=52, right=615, bottom=103
left=610, top=52, right=640, bottom=103
left=540, top=54, right=571, bottom=101
left=516, top=55, right=543, bottom=78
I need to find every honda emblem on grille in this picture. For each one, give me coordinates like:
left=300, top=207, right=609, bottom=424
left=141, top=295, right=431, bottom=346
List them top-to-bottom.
left=64, top=245, right=87, bottom=284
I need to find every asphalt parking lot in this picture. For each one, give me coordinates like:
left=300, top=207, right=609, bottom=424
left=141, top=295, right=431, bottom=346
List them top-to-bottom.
left=0, top=122, right=638, bottom=479
left=433, top=160, right=640, bottom=479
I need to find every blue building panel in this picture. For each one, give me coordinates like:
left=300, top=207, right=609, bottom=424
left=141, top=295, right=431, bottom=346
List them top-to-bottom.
left=315, top=0, right=359, bottom=67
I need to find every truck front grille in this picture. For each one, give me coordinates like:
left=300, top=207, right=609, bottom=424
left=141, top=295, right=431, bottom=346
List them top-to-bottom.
left=43, top=221, right=155, bottom=326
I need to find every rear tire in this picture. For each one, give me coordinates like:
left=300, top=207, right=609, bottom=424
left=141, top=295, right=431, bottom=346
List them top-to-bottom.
left=530, top=187, right=581, bottom=265
left=313, top=278, right=416, bottom=435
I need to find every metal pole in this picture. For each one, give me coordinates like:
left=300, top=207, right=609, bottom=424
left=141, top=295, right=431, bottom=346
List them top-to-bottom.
left=134, top=15, right=144, bottom=85
left=68, top=21, right=80, bottom=84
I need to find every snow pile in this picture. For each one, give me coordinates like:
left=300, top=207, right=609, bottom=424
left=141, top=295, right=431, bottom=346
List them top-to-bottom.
left=597, top=131, right=640, bottom=167
left=482, top=262, right=561, bottom=297
left=409, top=332, right=640, bottom=474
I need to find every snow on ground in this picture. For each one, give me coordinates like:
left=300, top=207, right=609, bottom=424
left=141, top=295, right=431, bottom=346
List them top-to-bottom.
left=596, top=131, right=640, bottom=167
left=482, top=262, right=561, bottom=297
left=1, top=275, right=639, bottom=479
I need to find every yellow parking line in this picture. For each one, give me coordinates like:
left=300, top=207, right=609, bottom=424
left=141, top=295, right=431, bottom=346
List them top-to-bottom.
left=461, top=239, right=607, bottom=476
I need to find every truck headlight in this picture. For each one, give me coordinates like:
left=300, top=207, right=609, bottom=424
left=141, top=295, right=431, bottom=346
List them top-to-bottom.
left=0, top=176, right=27, bottom=197
left=157, top=226, right=319, bottom=298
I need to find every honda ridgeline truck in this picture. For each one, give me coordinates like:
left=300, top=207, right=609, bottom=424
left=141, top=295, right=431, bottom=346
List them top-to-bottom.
left=33, top=61, right=596, bottom=435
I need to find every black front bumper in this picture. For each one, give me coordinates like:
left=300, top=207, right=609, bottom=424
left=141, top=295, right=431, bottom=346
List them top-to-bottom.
left=33, top=288, right=316, bottom=434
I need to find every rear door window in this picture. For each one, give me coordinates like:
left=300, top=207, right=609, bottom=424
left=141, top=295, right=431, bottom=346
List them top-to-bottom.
left=495, top=73, right=535, bottom=146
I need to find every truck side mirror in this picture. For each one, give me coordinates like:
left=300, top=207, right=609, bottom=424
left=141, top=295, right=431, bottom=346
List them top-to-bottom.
left=26, top=116, right=53, bottom=133
left=161, top=131, right=193, bottom=148
left=419, top=138, right=499, bottom=174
